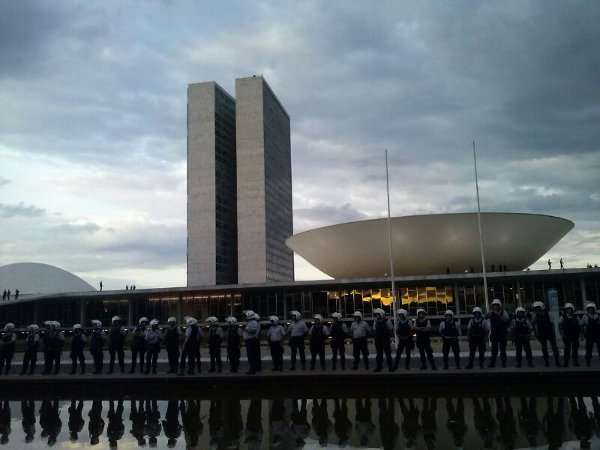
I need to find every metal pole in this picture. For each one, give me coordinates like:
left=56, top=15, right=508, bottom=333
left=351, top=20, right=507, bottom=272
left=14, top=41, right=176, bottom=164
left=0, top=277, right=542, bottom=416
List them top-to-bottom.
left=473, top=141, right=490, bottom=313
left=385, top=150, right=399, bottom=348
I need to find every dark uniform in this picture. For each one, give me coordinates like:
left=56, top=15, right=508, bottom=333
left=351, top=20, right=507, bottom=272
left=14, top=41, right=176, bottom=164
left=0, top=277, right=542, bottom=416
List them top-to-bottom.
left=488, top=309, right=510, bottom=368
left=533, top=310, right=561, bottom=366
left=583, top=311, right=600, bottom=366
left=560, top=312, right=581, bottom=367
left=512, top=315, right=534, bottom=367
left=415, top=316, right=436, bottom=370
left=466, top=316, right=488, bottom=369
left=374, top=317, right=393, bottom=372
left=394, top=317, right=414, bottom=370
left=440, top=317, right=461, bottom=369
left=330, top=319, right=347, bottom=370
left=309, top=321, right=328, bottom=371
left=226, top=322, right=241, bottom=373
left=164, top=323, right=181, bottom=374
left=180, top=323, right=201, bottom=375
left=108, top=325, right=126, bottom=373
left=129, top=325, right=146, bottom=373
left=208, top=325, right=223, bottom=372
left=89, top=327, right=106, bottom=374
left=0, top=328, right=16, bottom=375
left=42, top=328, right=64, bottom=375
left=20, top=329, right=39, bottom=375
left=70, top=329, right=86, bottom=374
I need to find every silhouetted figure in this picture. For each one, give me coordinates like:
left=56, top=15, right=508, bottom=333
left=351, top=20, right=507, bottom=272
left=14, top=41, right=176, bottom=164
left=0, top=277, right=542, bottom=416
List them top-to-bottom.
left=560, top=258, right=564, bottom=269
left=548, top=259, right=552, bottom=270
left=100, top=281, right=103, bottom=291
left=14, top=289, right=19, bottom=299
left=1, top=290, right=5, bottom=301
left=108, top=317, right=126, bottom=374
left=164, top=318, right=181, bottom=374
left=225, top=319, right=241, bottom=373
left=179, top=321, right=202, bottom=375
left=129, top=322, right=147, bottom=374
left=89, top=323, right=106, bottom=374
left=0, top=324, right=17, bottom=374
left=42, top=324, right=64, bottom=375
left=70, top=325, right=86, bottom=374
left=495, top=396, right=517, bottom=450
left=569, top=396, right=592, bottom=449
left=473, top=397, right=496, bottom=448
left=518, top=397, right=539, bottom=447
left=544, top=397, right=565, bottom=450
left=312, top=398, right=331, bottom=446
left=378, top=398, right=398, bottom=450
left=398, top=398, right=419, bottom=448
left=422, top=398, right=437, bottom=450
left=446, top=398, right=468, bottom=448
left=144, top=399, right=161, bottom=448
left=181, top=399, right=203, bottom=449
left=223, top=399, right=243, bottom=449
left=245, top=399, right=263, bottom=450
left=270, top=399, right=287, bottom=448
left=291, top=399, right=310, bottom=447
left=333, top=399, right=352, bottom=447
left=355, top=399, right=374, bottom=447
left=0, top=400, right=10, bottom=445
left=21, top=400, right=36, bottom=443
left=40, top=400, right=62, bottom=446
left=68, top=400, right=85, bottom=442
left=88, top=400, right=105, bottom=446
left=107, top=400, right=124, bottom=449
left=129, top=400, right=147, bottom=446
left=162, top=400, right=181, bottom=448
left=209, top=400, right=224, bottom=447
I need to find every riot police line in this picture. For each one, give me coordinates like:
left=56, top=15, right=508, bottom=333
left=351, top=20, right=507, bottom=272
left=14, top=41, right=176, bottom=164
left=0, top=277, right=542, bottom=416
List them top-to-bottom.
left=0, top=299, right=599, bottom=376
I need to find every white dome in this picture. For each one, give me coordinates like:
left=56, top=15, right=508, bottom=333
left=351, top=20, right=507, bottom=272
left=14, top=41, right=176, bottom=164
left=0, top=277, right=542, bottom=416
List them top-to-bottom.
left=0, top=262, right=95, bottom=295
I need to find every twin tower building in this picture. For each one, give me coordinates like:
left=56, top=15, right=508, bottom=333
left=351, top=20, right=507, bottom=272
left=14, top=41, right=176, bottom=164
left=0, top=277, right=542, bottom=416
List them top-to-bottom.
left=187, top=76, right=294, bottom=286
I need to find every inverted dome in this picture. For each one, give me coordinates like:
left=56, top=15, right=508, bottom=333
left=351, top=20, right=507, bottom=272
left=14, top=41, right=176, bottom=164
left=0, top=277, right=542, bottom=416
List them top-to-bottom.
left=286, top=212, right=574, bottom=279
left=0, top=262, right=95, bottom=295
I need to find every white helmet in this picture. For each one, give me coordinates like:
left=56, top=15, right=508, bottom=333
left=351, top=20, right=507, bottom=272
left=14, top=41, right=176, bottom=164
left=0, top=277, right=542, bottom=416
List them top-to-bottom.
left=491, top=299, right=502, bottom=307
left=533, top=301, right=545, bottom=310
left=564, top=303, right=575, bottom=311
left=586, top=303, right=597, bottom=312
left=472, top=307, right=482, bottom=315
left=516, top=307, right=526, bottom=314
left=373, top=308, right=385, bottom=317
left=416, top=308, right=426, bottom=316
left=397, top=309, right=408, bottom=317
left=245, top=310, right=256, bottom=320
left=290, top=310, right=302, bottom=320
left=444, top=310, right=454, bottom=317
left=353, top=311, right=363, bottom=318
left=331, top=312, right=342, bottom=320
left=253, top=313, right=260, bottom=320
left=313, top=314, right=323, bottom=321
left=269, top=315, right=279, bottom=323
left=111, top=316, right=121, bottom=323
left=206, top=316, right=218, bottom=324
left=225, top=316, right=237, bottom=324
left=138, top=317, right=149, bottom=325
left=167, top=317, right=177, bottom=323
left=186, top=317, right=198, bottom=326
left=150, top=319, right=159, bottom=326
left=91, top=320, right=102, bottom=328
left=3, top=323, right=15, bottom=331
left=28, top=324, right=39, bottom=331
left=73, top=324, right=82, bottom=330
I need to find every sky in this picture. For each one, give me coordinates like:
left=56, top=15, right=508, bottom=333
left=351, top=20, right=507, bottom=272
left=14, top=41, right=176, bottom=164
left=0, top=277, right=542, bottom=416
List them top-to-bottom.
left=1, top=1, right=599, bottom=289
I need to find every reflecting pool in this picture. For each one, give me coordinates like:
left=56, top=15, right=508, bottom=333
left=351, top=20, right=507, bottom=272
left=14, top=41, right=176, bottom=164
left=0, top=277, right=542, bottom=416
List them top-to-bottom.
left=0, top=395, right=599, bottom=449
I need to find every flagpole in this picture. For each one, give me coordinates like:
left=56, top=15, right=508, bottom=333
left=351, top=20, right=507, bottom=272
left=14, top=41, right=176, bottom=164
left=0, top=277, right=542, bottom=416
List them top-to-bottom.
left=473, top=141, right=490, bottom=313
left=385, top=150, right=399, bottom=348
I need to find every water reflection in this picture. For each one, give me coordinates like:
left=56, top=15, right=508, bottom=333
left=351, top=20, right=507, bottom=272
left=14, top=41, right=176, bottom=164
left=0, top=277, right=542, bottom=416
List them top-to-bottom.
left=0, top=395, right=599, bottom=448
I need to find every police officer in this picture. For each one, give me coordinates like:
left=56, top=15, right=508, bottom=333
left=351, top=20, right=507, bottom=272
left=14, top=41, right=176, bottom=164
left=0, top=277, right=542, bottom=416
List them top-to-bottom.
left=487, top=299, right=510, bottom=368
left=532, top=301, right=561, bottom=367
left=559, top=302, right=581, bottom=367
left=582, top=303, right=600, bottom=367
left=466, top=307, right=488, bottom=369
left=511, top=307, right=534, bottom=368
left=373, top=308, right=393, bottom=372
left=394, top=309, right=414, bottom=370
left=415, top=309, right=436, bottom=370
left=288, top=310, right=308, bottom=371
left=439, top=310, right=461, bottom=370
left=243, top=311, right=261, bottom=374
left=350, top=311, right=371, bottom=370
left=330, top=312, right=348, bottom=371
left=309, top=314, right=329, bottom=371
left=108, top=316, right=126, bottom=374
left=206, top=316, right=223, bottom=373
left=225, top=316, right=241, bottom=373
left=266, top=316, right=286, bottom=371
left=130, top=317, right=148, bottom=374
left=163, top=317, right=181, bottom=374
left=179, top=317, right=201, bottom=375
left=144, top=319, right=161, bottom=374
left=89, top=320, right=106, bottom=374
left=42, top=321, right=64, bottom=375
left=0, top=323, right=16, bottom=375
left=20, top=324, right=40, bottom=375
left=70, top=324, right=86, bottom=374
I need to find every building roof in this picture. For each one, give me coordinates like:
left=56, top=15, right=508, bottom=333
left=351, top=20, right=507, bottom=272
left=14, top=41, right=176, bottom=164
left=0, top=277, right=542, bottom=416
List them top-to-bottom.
left=286, top=212, right=574, bottom=279
left=0, top=262, right=95, bottom=295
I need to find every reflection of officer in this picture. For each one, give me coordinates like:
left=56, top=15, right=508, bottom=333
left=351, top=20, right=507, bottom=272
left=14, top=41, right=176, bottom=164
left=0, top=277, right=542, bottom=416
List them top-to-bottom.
left=533, top=302, right=561, bottom=367
left=559, top=303, right=581, bottom=367
left=394, top=309, right=414, bottom=370
left=569, top=396, right=592, bottom=448
left=472, top=397, right=496, bottom=449
left=495, top=397, right=517, bottom=450
left=519, top=397, right=539, bottom=447
left=544, top=397, right=565, bottom=450
left=378, top=398, right=398, bottom=450
left=398, top=398, right=419, bottom=448
left=422, top=398, right=437, bottom=450
left=446, top=398, right=468, bottom=448
left=88, top=399, right=105, bottom=446
left=145, top=399, right=162, bottom=448
left=223, top=399, right=243, bottom=449
left=245, top=399, right=263, bottom=449
left=270, top=399, right=287, bottom=448
left=291, top=399, right=310, bottom=447
left=312, top=399, right=331, bottom=446
left=333, top=399, right=352, bottom=447
left=355, top=399, right=375, bottom=447
left=0, top=400, right=10, bottom=445
left=21, top=400, right=36, bottom=443
left=40, top=400, right=62, bottom=446
left=68, top=400, right=84, bottom=442
left=107, top=400, right=124, bottom=449
left=130, top=400, right=146, bottom=446
left=162, top=400, right=181, bottom=448
left=181, top=400, right=203, bottom=449
left=209, top=400, right=224, bottom=447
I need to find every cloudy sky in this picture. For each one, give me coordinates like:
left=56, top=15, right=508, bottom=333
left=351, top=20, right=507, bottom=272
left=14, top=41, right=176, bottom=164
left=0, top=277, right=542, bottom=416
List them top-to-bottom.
left=1, top=1, right=599, bottom=289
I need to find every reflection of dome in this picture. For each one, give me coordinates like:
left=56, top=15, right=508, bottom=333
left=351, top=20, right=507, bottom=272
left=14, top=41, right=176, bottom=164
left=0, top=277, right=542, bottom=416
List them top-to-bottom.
left=286, top=212, right=574, bottom=279
left=0, top=262, right=95, bottom=295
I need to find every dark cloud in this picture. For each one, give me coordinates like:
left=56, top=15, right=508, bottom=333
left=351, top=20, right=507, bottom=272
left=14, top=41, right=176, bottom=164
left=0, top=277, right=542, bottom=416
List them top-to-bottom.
left=0, top=202, right=45, bottom=218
